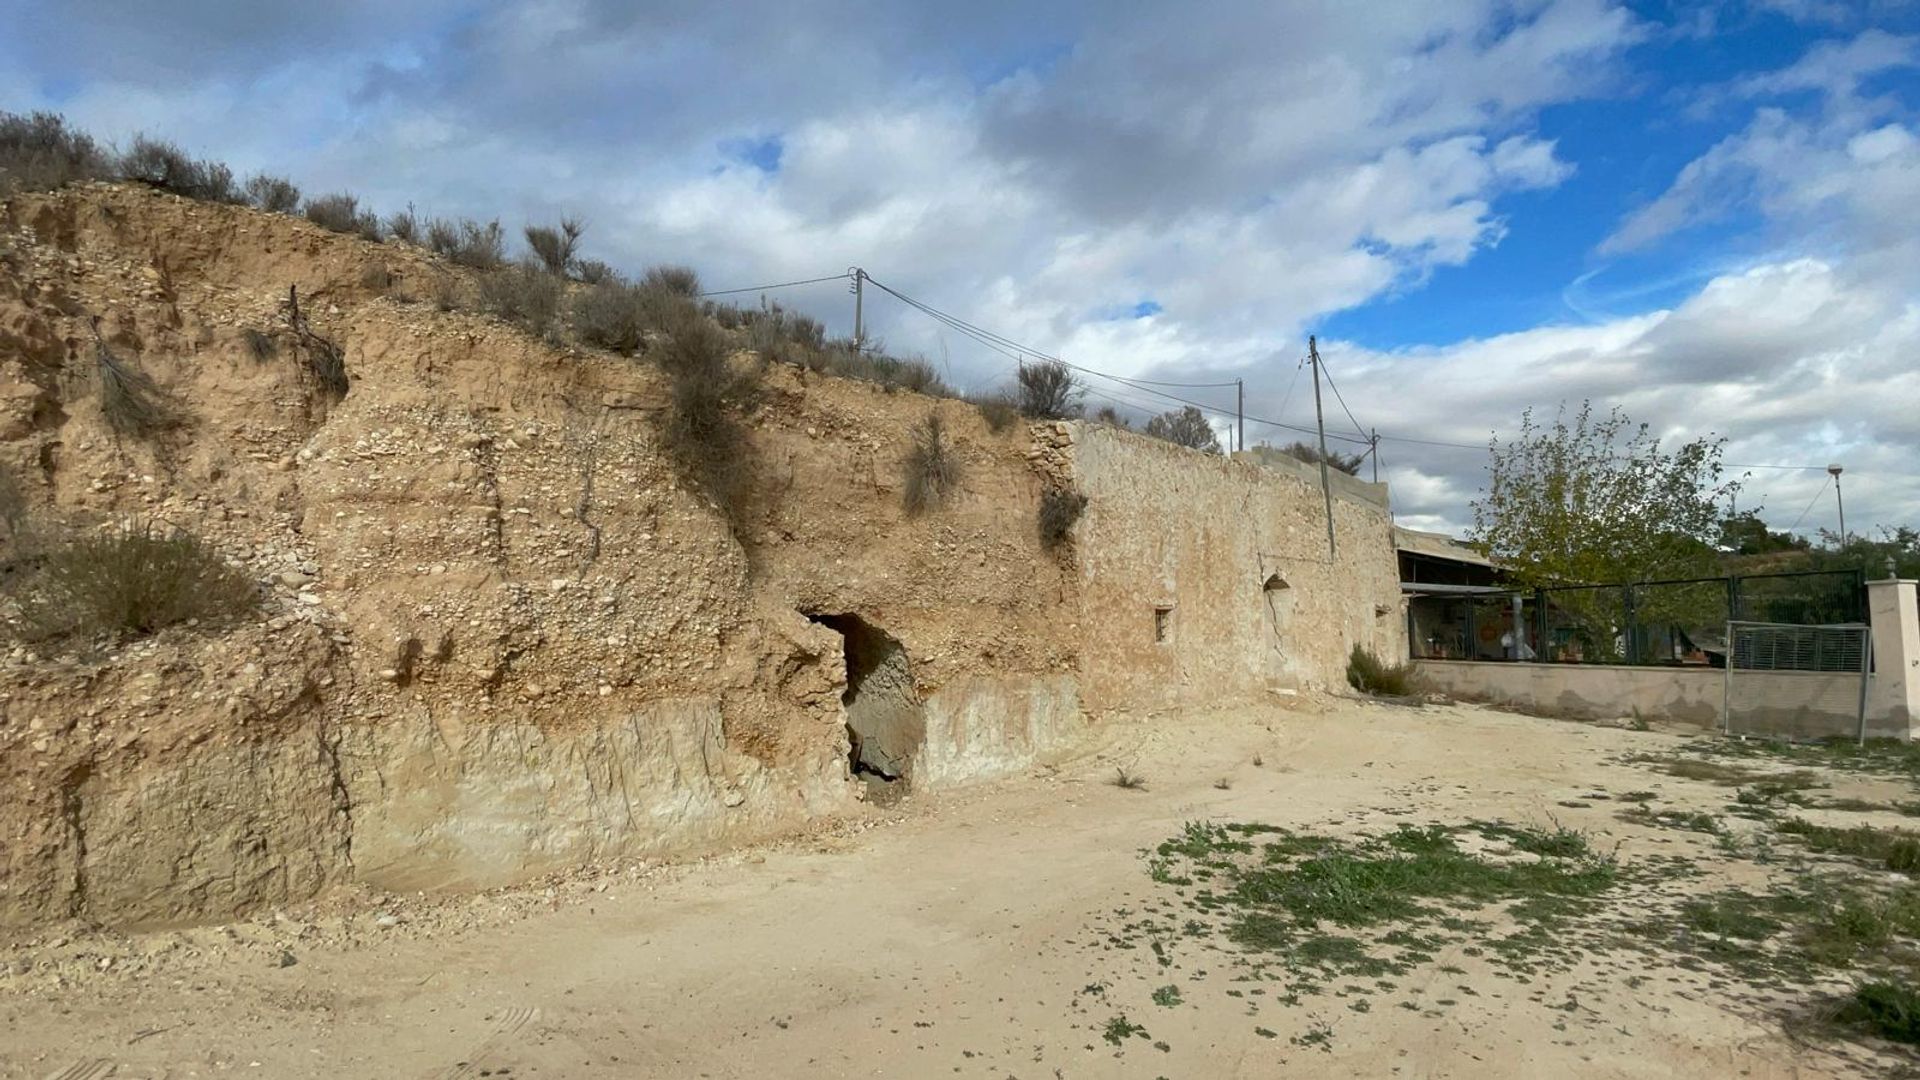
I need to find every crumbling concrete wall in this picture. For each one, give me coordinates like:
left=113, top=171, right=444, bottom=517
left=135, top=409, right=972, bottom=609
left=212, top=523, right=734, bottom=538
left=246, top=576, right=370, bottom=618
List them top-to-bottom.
left=1056, top=424, right=1405, bottom=713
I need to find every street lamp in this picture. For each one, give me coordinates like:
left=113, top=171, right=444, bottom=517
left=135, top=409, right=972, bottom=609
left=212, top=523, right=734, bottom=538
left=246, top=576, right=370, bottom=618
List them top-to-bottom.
left=1828, top=463, right=1847, bottom=546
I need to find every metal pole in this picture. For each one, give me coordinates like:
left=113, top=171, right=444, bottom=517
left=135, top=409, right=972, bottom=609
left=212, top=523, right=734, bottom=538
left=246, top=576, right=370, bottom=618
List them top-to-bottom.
left=1308, top=336, right=1337, bottom=559
left=1236, top=379, right=1244, bottom=454
left=1370, top=428, right=1379, bottom=484
left=1834, top=474, right=1847, bottom=544
left=1857, top=623, right=1871, bottom=746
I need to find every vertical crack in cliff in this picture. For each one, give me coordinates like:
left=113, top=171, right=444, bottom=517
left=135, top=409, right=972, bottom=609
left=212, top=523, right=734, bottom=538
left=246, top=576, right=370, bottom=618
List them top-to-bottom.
left=572, top=430, right=602, bottom=569
left=317, top=728, right=355, bottom=874
left=60, top=763, right=90, bottom=919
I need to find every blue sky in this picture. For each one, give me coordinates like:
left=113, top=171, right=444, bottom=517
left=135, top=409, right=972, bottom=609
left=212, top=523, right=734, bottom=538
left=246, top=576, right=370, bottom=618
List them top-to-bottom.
left=4, top=0, right=1917, bottom=534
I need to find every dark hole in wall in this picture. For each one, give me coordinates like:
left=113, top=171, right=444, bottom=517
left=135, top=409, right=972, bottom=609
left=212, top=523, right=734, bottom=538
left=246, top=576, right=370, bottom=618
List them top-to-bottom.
left=806, top=612, right=925, bottom=794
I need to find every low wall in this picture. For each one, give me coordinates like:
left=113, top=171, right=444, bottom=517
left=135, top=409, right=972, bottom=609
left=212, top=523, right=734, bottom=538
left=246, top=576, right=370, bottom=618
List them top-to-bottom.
left=1414, top=660, right=1724, bottom=727
left=1415, top=660, right=1905, bottom=738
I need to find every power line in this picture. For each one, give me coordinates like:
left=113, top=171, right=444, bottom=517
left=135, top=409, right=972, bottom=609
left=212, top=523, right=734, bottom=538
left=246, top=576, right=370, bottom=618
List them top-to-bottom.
left=697, top=272, right=851, bottom=297
left=1314, top=351, right=1369, bottom=441
left=1787, top=476, right=1833, bottom=531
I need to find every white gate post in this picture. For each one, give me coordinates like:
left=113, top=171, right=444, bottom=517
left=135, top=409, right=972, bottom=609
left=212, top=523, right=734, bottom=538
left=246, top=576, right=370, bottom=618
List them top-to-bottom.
left=1866, top=578, right=1920, bottom=738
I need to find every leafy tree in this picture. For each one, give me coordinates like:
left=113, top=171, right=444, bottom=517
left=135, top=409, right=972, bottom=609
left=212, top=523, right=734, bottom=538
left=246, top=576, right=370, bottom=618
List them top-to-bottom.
left=1469, top=402, right=1738, bottom=587
left=1144, top=406, right=1221, bottom=453
left=1281, top=440, right=1363, bottom=475
left=1718, top=510, right=1811, bottom=555
left=1804, top=526, right=1920, bottom=579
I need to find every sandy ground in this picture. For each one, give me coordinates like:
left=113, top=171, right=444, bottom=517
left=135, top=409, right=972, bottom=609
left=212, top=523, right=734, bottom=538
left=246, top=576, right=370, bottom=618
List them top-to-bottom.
left=3, top=698, right=1912, bottom=1079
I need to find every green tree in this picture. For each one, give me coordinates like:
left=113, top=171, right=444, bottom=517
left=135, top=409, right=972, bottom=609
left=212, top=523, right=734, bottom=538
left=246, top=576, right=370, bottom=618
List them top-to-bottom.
left=1470, top=402, right=1738, bottom=587
left=1144, top=406, right=1221, bottom=453
left=1718, top=510, right=1811, bottom=555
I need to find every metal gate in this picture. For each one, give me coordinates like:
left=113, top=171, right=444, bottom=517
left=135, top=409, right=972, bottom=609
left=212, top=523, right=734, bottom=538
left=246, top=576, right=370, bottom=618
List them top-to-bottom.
left=1723, top=621, right=1870, bottom=742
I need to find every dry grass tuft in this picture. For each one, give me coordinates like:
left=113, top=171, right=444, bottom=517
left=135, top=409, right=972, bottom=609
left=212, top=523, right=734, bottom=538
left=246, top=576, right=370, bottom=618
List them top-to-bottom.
left=427, top=217, right=506, bottom=270
left=525, top=218, right=584, bottom=276
left=479, top=262, right=566, bottom=343
left=656, top=308, right=761, bottom=529
left=92, top=321, right=179, bottom=437
left=901, top=413, right=963, bottom=515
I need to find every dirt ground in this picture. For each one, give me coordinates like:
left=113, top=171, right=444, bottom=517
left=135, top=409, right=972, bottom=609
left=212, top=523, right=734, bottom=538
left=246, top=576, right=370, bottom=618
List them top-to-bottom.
left=4, top=698, right=1915, bottom=1079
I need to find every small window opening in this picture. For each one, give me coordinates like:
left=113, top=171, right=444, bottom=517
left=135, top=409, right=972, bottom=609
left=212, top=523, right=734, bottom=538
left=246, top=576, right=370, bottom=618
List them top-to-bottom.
left=1154, top=606, right=1173, bottom=644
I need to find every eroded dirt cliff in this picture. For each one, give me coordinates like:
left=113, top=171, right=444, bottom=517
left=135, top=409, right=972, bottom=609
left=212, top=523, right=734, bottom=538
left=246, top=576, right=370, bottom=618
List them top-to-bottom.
left=0, top=184, right=1081, bottom=930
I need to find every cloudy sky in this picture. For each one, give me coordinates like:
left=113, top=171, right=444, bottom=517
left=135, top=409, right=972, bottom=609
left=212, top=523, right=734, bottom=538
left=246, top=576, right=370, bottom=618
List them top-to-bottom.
left=6, top=0, right=1918, bottom=535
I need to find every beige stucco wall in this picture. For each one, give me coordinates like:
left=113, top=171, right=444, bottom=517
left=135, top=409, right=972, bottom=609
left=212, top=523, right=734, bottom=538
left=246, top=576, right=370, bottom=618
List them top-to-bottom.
left=1066, top=425, right=1405, bottom=713
left=1415, top=660, right=1907, bottom=738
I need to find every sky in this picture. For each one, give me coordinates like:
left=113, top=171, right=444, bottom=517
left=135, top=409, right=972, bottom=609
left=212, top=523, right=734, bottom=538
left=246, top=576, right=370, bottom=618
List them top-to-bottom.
left=5, top=0, right=1918, bottom=537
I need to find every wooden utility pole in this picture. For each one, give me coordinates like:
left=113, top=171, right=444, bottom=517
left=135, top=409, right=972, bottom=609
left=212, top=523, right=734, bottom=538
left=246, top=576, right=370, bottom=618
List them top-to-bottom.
left=850, top=266, right=866, bottom=351
left=1309, top=335, right=1336, bottom=558
left=1236, top=379, right=1244, bottom=454
left=1370, top=427, right=1380, bottom=484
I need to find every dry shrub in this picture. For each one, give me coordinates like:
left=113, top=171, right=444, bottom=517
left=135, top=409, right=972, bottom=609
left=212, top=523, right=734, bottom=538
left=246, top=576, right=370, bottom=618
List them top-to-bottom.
left=0, top=111, right=113, bottom=193
left=118, top=135, right=240, bottom=203
left=243, top=173, right=300, bottom=213
left=303, top=193, right=382, bottom=242
left=385, top=205, right=421, bottom=245
left=427, top=217, right=505, bottom=269
left=525, top=218, right=584, bottom=276
left=575, top=259, right=615, bottom=285
left=478, top=262, right=565, bottom=342
left=360, top=264, right=395, bottom=292
left=644, top=264, right=701, bottom=297
left=571, top=277, right=691, bottom=355
left=287, top=286, right=348, bottom=400
left=657, top=309, right=760, bottom=527
left=92, top=323, right=179, bottom=437
left=241, top=328, right=277, bottom=362
left=799, top=342, right=952, bottom=397
left=1016, top=360, right=1081, bottom=419
left=970, top=392, right=1020, bottom=434
left=1094, top=405, right=1131, bottom=429
left=902, top=413, right=962, bottom=515
left=0, top=463, right=26, bottom=536
left=1038, top=487, right=1088, bottom=550
left=18, top=521, right=257, bottom=640
left=1347, top=644, right=1418, bottom=697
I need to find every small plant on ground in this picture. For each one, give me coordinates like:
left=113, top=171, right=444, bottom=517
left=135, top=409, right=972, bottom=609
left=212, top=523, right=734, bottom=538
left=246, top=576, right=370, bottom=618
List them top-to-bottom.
left=0, top=111, right=114, bottom=192
left=118, top=135, right=239, bottom=203
left=242, top=173, right=300, bottom=213
left=303, top=193, right=382, bottom=242
left=1014, top=359, right=1081, bottom=419
left=901, top=413, right=962, bottom=515
left=1038, top=487, right=1088, bottom=551
left=14, top=521, right=257, bottom=640
left=1347, top=644, right=1417, bottom=696
left=1111, top=767, right=1148, bottom=791
left=1776, top=818, right=1920, bottom=872
left=1844, top=981, right=1920, bottom=1043
left=1150, top=984, right=1183, bottom=1006
left=1102, top=1014, right=1147, bottom=1045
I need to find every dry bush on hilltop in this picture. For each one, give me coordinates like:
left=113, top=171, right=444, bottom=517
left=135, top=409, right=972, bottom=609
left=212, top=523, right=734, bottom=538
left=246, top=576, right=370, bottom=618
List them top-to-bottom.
left=0, top=111, right=113, bottom=192
left=119, top=135, right=241, bottom=203
left=243, top=173, right=300, bottom=213
left=303, top=193, right=382, bottom=242
left=385, top=205, right=421, bottom=245
left=428, top=217, right=506, bottom=270
left=525, top=218, right=584, bottom=276
left=644, top=264, right=701, bottom=297
left=1016, top=360, right=1081, bottom=420
left=902, top=412, right=963, bottom=515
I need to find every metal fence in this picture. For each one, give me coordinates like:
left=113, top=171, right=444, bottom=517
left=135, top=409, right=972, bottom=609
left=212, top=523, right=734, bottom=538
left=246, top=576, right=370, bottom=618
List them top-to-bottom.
left=1407, top=569, right=1866, bottom=667
left=1724, top=621, right=1870, bottom=742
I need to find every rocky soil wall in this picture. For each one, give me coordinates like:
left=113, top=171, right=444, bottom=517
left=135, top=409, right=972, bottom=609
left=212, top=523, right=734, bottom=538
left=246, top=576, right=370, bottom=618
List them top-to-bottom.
left=0, top=184, right=1396, bottom=932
